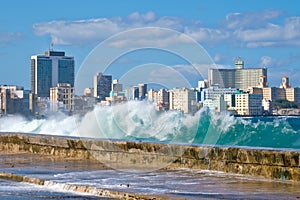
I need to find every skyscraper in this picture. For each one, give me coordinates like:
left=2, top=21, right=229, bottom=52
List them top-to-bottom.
left=31, top=50, right=74, bottom=97
left=208, top=58, right=267, bottom=91
left=94, top=72, right=112, bottom=100
left=138, top=83, right=147, bottom=100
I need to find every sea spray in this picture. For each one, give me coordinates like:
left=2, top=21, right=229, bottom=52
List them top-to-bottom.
left=0, top=101, right=299, bottom=149
left=77, top=101, right=199, bottom=143
left=0, top=113, right=79, bottom=136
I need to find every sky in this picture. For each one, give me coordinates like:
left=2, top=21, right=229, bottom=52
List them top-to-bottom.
left=1, top=0, right=300, bottom=92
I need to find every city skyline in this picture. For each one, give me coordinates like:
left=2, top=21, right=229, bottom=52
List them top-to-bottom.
left=1, top=1, right=300, bottom=89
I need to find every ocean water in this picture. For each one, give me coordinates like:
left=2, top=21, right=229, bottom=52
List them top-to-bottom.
left=0, top=101, right=299, bottom=149
left=0, top=101, right=300, bottom=199
left=1, top=152, right=300, bottom=199
left=1, top=165, right=300, bottom=199
left=0, top=179, right=105, bottom=200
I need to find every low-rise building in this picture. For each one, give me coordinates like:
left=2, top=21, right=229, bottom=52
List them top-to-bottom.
left=249, top=76, right=300, bottom=103
left=112, top=79, right=123, bottom=94
left=198, top=80, right=209, bottom=90
left=50, top=83, right=74, bottom=113
left=125, top=84, right=147, bottom=101
left=0, top=85, right=30, bottom=115
left=125, top=86, right=139, bottom=101
left=200, top=86, right=238, bottom=103
left=262, top=87, right=286, bottom=101
left=84, top=88, right=94, bottom=97
left=169, top=88, right=197, bottom=114
left=286, top=88, right=300, bottom=102
left=148, top=89, right=169, bottom=111
left=102, top=90, right=127, bottom=106
left=234, top=93, right=263, bottom=116
left=203, top=95, right=227, bottom=113
left=73, top=96, right=96, bottom=114
left=262, top=98, right=271, bottom=113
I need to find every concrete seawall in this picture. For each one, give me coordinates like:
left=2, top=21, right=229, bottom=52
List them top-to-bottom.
left=0, top=133, right=299, bottom=182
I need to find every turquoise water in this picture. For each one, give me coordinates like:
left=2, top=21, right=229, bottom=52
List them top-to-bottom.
left=0, top=101, right=299, bottom=149
left=0, top=102, right=300, bottom=199
left=118, top=108, right=300, bottom=149
left=193, top=113, right=300, bottom=149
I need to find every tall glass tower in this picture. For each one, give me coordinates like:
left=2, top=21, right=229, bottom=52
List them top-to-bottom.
left=31, top=50, right=74, bottom=98
left=93, top=72, right=112, bottom=101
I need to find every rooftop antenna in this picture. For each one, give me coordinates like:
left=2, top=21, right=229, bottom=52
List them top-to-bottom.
left=50, top=42, right=54, bottom=51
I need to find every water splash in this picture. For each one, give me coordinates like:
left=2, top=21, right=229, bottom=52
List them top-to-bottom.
left=0, top=101, right=299, bottom=149
left=77, top=101, right=200, bottom=143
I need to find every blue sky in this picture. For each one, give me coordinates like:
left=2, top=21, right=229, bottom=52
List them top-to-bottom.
left=1, top=0, right=300, bottom=91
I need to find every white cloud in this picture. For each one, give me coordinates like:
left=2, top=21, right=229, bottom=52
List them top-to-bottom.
left=33, top=10, right=300, bottom=48
left=224, top=10, right=282, bottom=29
left=33, top=11, right=189, bottom=46
left=127, top=11, right=156, bottom=21
left=232, top=16, right=300, bottom=47
left=284, top=17, right=300, bottom=39
left=33, top=18, right=120, bottom=45
left=235, top=23, right=282, bottom=42
left=184, top=27, right=230, bottom=44
left=107, top=28, right=193, bottom=48
left=0, top=31, right=23, bottom=46
left=269, top=53, right=300, bottom=68
left=213, top=54, right=229, bottom=63
left=259, top=56, right=273, bottom=67
left=146, top=64, right=209, bottom=88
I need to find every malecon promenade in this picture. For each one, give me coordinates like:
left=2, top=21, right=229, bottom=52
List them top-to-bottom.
left=0, top=133, right=300, bottom=199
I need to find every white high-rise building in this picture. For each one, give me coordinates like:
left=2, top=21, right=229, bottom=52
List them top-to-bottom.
left=31, top=50, right=74, bottom=98
left=208, top=58, right=267, bottom=91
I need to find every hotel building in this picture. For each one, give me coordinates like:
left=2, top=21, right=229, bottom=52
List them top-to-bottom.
left=208, top=58, right=267, bottom=91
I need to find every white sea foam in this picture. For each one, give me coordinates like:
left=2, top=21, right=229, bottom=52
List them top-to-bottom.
left=0, top=101, right=299, bottom=149
left=0, top=101, right=237, bottom=143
